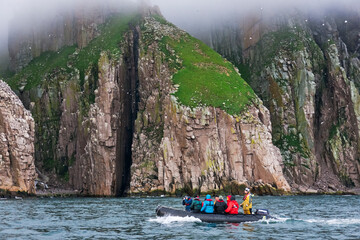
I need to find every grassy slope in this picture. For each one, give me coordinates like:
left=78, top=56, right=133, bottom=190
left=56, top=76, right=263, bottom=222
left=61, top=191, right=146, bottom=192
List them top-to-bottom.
left=5, top=14, right=137, bottom=90
left=159, top=22, right=256, bottom=115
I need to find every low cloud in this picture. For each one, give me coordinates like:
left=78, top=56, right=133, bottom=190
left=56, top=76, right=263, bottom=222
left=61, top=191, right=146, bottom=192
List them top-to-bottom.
left=0, top=0, right=137, bottom=64
left=1, top=0, right=360, bottom=68
left=150, top=0, right=360, bottom=35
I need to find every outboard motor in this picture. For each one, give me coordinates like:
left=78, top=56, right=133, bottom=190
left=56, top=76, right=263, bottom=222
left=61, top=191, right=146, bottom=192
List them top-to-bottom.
left=156, top=205, right=161, bottom=214
left=156, top=205, right=165, bottom=216
left=255, top=209, right=270, bottom=215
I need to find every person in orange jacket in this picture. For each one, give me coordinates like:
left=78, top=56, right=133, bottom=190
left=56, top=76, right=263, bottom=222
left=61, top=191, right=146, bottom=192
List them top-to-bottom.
left=240, top=187, right=253, bottom=214
left=225, top=195, right=239, bottom=214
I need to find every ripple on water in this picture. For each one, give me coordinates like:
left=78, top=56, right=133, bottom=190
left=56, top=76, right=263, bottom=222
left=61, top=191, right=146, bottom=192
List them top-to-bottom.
left=0, top=196, right=359, bottom=239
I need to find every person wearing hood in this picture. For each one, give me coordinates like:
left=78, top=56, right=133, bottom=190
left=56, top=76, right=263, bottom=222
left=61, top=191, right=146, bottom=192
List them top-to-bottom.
left=240, top=187, right=253, bottom=214
left=200, top=194, right=214, bottom=213
left=214, top=195, right=227, bottom=214
left=225, top=195, right=239, bottom=214
left=226, top=195, right=232, bottom=207
left=182, top=196, right=192, bottom=211
left=190, top=196, right=202, bottom=213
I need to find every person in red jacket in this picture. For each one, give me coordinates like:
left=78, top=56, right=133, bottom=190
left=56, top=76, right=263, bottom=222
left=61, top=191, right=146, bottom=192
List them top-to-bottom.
left=225, top=195, right=239, bottom=214
left=226, top=195, right=232, bottom=206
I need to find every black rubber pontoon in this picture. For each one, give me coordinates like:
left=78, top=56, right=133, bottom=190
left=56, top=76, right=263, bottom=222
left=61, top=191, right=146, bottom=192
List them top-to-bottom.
left=155, top=206, right=273, bottom=223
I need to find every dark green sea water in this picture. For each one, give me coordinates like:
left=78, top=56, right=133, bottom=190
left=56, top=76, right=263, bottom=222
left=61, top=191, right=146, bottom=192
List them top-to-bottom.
left=1, top=195, right=359, bottom=239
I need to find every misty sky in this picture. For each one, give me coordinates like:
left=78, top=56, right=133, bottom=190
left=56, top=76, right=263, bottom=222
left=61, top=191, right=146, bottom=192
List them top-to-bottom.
left=0, top=0, right=136, bottom=57
left=1, top=0, right=360, bottom=59
left=150, top=0, right=360, bottom=34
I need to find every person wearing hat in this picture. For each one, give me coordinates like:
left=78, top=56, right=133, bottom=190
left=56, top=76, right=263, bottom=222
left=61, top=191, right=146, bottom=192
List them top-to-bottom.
left=240, top=187, right=253, bottom=214
left=214, top=195, right=227, bottom=214
left=214, top=195, right=219, bottom=204
left=182, top=196, right=193, bottom=212
left=190, top=196, right=202, bottom=213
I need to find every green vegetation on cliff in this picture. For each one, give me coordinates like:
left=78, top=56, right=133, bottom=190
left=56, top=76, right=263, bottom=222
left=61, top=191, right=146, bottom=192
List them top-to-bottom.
left=5, top=13, right=137, bottom=91
left=153, top=16, right=256, bottom=115
left=169, top=36, right=255, bottom=115
left=6, top=46, right=76, bottom=90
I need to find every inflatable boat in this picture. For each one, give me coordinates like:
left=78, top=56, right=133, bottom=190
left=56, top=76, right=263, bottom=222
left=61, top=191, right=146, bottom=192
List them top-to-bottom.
left=155, top=206, right=273, bottom=223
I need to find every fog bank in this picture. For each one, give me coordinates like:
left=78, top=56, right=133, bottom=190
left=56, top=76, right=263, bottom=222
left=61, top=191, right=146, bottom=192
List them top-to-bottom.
left=1, top=0, right=360, bottom=71
left=150, top=0, right=360, bottom=37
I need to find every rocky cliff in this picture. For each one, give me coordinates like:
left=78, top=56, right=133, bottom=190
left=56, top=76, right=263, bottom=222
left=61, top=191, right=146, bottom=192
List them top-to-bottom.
left=202, top=8, right=360, bottom=192
left=2, top=9, right=290, bottom=196
left=130, top=16, right=289, bottom=194
left=0, top=80, right=36, bottom=194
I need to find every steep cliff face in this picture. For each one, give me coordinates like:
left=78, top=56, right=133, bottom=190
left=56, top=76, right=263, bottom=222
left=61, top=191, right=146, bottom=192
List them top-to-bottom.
left=203, top=9, right=360, bottom=192
left=4, top=10, right=290, bottom=196
left=5, top=13, right=137, bottom=196
left=130, top=16, right=290, bottom=194
left=247, top=24, right=324, bottom=190
left=70, top=28, right=140, bottom=196
left=317, top=44, right=360, bottom=189
left=0, top=80, right=36, bottom=194
left=132, top=97, right=290, bottom=194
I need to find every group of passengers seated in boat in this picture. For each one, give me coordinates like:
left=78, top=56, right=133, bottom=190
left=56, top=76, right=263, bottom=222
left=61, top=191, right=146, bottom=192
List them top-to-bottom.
left=182, top=188, right=253, bottom=215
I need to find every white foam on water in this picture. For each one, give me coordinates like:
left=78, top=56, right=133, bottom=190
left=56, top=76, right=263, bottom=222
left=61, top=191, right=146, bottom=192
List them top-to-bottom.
left=148, top=215, right=202, bottom=224
left=259, top=215, right=290, bottom=224
left=304, top=218, right=360, bottom=225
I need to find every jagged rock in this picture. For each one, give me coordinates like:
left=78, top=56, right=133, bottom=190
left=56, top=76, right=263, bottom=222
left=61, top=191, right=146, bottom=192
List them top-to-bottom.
left=200, top=8, right=360, bottom=192
left=0, top=80, right=36, bottom=194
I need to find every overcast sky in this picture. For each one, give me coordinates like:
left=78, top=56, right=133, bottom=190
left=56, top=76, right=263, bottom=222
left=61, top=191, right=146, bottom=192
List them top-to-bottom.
left=0, top=0, right=136, bottom=57
left=1, top=0, right=360, bottom=59
left=150, top=0, right=360, bottom=33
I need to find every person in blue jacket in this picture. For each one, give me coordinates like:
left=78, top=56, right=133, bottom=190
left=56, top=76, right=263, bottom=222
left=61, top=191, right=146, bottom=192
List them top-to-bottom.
left=201, top=194, right=214, bottom=213
left=182, top=196, right=192, bottom=211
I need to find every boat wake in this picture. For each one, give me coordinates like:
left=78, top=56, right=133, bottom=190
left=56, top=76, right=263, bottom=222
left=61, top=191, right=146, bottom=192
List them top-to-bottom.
left=149, top=215, right=202, bottom=224
left=259, top=215, right=290, bottom=224
left=261, top=215, right=360, bottom=226
left=303, top=218, right=360, bottom=225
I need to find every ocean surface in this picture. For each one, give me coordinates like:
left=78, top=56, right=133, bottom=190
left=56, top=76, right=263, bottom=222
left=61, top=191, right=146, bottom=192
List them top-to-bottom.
left=1, top=195, right=359, bottom=239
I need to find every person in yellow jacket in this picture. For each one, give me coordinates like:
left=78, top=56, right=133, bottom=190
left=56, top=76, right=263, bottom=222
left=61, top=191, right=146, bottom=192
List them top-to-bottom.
left=240, top=187, right=252, bottom=214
